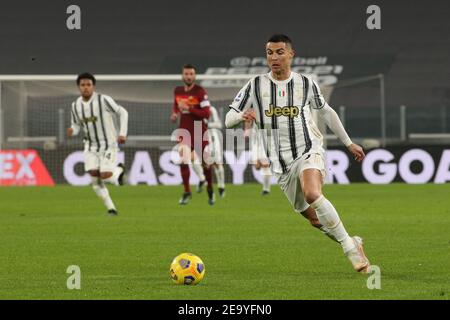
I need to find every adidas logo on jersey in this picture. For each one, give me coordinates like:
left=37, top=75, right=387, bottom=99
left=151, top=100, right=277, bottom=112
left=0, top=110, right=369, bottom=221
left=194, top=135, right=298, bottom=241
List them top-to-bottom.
left=264, top=104, right=299, bottom=118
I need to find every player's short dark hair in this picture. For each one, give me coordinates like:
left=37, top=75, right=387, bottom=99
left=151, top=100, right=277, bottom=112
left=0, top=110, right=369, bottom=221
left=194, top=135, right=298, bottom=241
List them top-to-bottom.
left=267, top=34, right=293, bottom=47
left=183, top=64, right=196, bottom=71
left=76, top=73, right=96, bottom=85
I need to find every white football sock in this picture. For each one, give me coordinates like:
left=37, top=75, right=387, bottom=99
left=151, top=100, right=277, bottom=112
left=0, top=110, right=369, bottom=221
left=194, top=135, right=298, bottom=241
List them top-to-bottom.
left=192, top=162, right=205, bottom=182
left=215, top=165, right=225, bottom=189
left=103, top=166, right=123, bottom=185
left=261, top=167, right=271, bottom=192
left=92, top=177, right=116, bottom=210
left=310, top=195, right=355, bottom=253
left=319, top=225, right=339, bottom=243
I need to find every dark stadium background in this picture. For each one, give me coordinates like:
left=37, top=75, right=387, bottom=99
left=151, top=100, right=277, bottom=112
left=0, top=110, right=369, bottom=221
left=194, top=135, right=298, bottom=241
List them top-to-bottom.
left=1, top=0, right=449, bottom=109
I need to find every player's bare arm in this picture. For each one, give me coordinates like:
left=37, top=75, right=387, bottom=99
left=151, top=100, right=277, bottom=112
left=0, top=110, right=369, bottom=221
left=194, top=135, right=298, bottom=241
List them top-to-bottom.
left=171, top=91, right=182, bottom=122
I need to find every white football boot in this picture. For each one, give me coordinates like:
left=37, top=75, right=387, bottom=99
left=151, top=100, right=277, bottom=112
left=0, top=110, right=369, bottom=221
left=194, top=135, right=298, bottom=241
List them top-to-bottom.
left=345, top=236, right=370, bottom=273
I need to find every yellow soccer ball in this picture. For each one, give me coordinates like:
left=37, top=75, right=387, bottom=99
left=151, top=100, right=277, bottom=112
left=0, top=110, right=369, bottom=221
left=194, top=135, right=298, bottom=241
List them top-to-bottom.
left=170, top=253, right=205, bottom=285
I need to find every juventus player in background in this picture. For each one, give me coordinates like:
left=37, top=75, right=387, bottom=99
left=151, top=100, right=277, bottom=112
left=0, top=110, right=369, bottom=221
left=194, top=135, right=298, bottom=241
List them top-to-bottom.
left=225, top=35, right=371, bottom=273
left=170, top=64, right=214, bottom=205
left=67, top=73, right=128, bottom=215
left=206, top=106, right=226, bottom=198
left=245, top=120, right=271, bottom=196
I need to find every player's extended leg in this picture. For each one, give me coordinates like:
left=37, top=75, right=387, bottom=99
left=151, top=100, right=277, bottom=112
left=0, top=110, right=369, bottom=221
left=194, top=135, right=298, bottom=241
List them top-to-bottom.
left=209, top=138, right=225, bottom=198
left=178, top=144, right=192, bottom=205
left=201, top=144, right=215, bottom=205
left=99, top=150, right=125, bottom=186
left=191, top=151, right=206, bottom=193
left=259, top=161, right=271, bottom=196
left=203, top=163, right=214, bottom=205
left=214, top=163, right=226, bottom=198
left=100, top=166, right=125, bottom=186
left=301, top=168, right=370, bottom=272
left=90, top=171, right=118, bottom=216
left=300, top=206, right=338, bottom=243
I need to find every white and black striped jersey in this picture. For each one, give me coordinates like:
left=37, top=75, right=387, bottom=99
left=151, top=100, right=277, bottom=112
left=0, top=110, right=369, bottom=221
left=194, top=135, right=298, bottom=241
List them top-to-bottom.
left=227, top=72, right=327, bottom=175
left=70, top=92, right=129, bottom=153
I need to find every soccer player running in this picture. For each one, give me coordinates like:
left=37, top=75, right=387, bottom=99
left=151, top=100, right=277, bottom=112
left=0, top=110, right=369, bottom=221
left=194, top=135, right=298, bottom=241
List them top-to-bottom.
left=225, top=35, right=370, bottom=273
left=170, top=64, right=215, bottom=205
left=67, top=73, right=128, bottom=216
left=206, top=105, right=226, bottom=198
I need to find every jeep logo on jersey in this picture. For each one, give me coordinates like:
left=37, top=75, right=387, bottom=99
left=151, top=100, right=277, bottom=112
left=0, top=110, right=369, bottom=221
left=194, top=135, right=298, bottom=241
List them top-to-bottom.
left=264, top=104, right=299, bottom=118
left=82, top=116, right=97, bottom=123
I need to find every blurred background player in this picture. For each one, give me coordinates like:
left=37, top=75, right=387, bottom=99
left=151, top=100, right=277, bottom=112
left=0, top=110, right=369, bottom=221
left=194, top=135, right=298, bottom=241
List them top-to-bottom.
left=170, top=64, right=214, bottom=205
left=67, top=73, right=128, bottom=216
left=205, top=105, right=226, bottom=198
left=245, top=120, right=271, bottom=196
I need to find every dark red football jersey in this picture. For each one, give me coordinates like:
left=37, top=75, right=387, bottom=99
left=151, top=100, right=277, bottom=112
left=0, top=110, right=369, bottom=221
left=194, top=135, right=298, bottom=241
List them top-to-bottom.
left=172, top=84, right=211, bottom=148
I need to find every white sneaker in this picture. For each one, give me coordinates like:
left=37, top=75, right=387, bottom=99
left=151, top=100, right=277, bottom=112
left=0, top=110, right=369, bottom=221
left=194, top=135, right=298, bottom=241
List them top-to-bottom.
left=345, top=236, right=370, bottom=273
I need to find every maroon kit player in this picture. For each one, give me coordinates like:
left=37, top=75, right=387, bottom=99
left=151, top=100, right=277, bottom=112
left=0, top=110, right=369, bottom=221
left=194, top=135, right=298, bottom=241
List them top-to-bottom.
left=170, top=64, right=215, bottom=205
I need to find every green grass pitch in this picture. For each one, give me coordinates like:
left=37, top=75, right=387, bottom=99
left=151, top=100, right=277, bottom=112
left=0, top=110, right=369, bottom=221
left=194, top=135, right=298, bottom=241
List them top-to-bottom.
left=0, top=183, right=448, bottom=300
